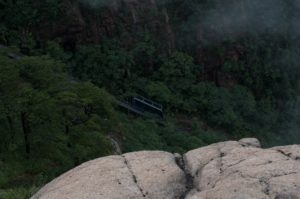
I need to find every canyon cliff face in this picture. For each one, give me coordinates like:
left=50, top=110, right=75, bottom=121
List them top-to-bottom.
left=37, top=0, right=176, bottom=49
left=31, top=138, right=300, bottom=199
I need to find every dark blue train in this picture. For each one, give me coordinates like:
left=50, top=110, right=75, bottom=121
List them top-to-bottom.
left=118, top=95, right=164, bottom=119
left=132, top=95, right=164, bottom=118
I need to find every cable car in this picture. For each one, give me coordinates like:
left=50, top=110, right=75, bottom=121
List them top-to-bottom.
left=132, top=95, right=164, bottom=118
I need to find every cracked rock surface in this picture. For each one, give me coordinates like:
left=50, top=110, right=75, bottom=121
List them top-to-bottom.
left=31, top=138, right=300, bottom=199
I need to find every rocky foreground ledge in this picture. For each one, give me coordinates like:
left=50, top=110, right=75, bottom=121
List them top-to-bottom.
left=31, top=138, right=300, bottom=199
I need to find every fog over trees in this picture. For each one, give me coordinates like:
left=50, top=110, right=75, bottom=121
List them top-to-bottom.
left=0, top=0, right=300, bottom=198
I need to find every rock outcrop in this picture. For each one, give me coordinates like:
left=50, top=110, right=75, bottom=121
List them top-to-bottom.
left=31, top=138, right=300, bottom=199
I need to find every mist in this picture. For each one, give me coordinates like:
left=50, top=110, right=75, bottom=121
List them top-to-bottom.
left=76, top=0, right=300, bottom=143
left=79, top=0, right=120, bottom=9
left=174, top=0, right=300, bottom=143
left=181, top=0, right=300, bottom=41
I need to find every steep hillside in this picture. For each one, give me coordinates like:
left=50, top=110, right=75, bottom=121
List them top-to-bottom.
left=0, top=0, right=300, bottom=198
left=1, top=2, right=300, bottom=142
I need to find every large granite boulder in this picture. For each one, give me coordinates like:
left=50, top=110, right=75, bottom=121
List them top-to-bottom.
left=31, top=138, right=300, bottom=199
left=31, top=151, right=186, bottom=199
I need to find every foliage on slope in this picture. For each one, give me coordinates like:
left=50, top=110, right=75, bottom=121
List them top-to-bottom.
left=1, top=0, right=300, bottom=198
left=0, top=48, right=116, bottom=198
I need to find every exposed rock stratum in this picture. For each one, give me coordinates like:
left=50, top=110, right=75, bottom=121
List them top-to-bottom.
left=31, top=138, right=300, bottom=199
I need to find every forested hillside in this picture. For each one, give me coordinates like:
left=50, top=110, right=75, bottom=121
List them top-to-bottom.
left=0, top=0, right=300, bottom=198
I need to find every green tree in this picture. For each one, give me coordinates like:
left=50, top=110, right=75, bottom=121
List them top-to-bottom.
left=71, top=44, right=135, bottom=94
left=156, top=51, right=198, bottom=92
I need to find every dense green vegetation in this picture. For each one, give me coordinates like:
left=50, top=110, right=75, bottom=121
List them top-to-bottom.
left=0, top=0, right=300, bottom=198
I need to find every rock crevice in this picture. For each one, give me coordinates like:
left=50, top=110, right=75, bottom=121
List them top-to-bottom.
left=174, top=154, right=194, bottom=199
left=122, top=155, right=146, bottom=197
